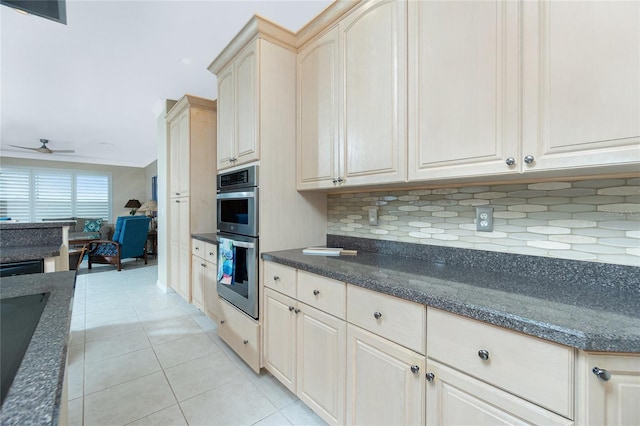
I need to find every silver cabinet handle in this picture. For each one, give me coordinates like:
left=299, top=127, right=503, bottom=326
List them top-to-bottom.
left=524, top=155, right=535, bottom=164
left=505, top=157, right=515, bottom=166
left=175, top=192, right=180, bottom=196
left=232, top=241, right=255, bottom=249
left=313, top=289, right=320, bottom=296
left=289, top=306, right=295, bottom=312
left=294, top=308, right=301, bottom=314
left=374, top=311, right=382, bottom=320
left=243, top=340, right=248, bottom=345
left=478, top=349, right=490, bottom=361
left=410, top=365, right=420, bottom=374
left=592, top=367, right=611, bottom=381
left=426, top=372, right=435, bottom=382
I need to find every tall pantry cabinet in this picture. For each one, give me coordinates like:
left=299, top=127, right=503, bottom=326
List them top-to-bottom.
left=166, top=95, right=217, bottom=302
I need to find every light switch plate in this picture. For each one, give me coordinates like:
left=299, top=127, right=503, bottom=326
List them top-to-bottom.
left=476, top=207, right=493, bottom=232
left=368, top=208, right=378, bottom=226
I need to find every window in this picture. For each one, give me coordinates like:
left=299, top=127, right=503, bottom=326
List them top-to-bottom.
left=0, top=166, right=111, bottom=221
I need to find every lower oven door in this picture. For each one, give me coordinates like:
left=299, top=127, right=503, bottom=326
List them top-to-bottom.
left=216, top=233, right=259, bottom=319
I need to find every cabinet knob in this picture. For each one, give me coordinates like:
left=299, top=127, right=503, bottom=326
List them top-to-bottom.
left=524, top=154, right=535, bottom=164
left=505, top=157, right=515, bottom=166
left=336, top=177, right=344, bottom=183
left=332, top=178, right=338, bottom=184
left=175, top=192, right=180, bottom=196
left=175, top=200, right=180, bottom=203
left=195, top=247, right=199, bottom=250
left=209, top=252, right=214, bottom=256
left=201, top=263, right=206, bottom=267
left=273, top=275, right=280, bottom=281
left=313, top=289, right=320, bottom=296
left=289, top=306, right=295, bottom=312
left=294, top=308, right=301, bottom=314
left=373, top=311, right=382, bottom=320
left=220, top=320, right=225, bottom=324
left=243, top=340, right=248, bottom=345
left=478, top=349, right=490, bottom=361
left=410, top=365, right=420, bottom=374
left=592, top=367, right=611, bottom=382
left=426, top=372, right=435, bottom=382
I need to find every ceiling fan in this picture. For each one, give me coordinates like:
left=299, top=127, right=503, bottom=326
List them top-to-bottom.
left=9, top=139, right=75, bottom=154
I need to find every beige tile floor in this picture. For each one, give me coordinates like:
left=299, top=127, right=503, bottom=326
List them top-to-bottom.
left=68, top=259, right=327, bottom=426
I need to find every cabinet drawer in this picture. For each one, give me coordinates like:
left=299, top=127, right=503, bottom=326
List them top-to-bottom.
left=191, top=238, right=205, bottom=257
left=204, top=242, right=217, bottom=264
left=264, top=261, right=297, bottom=298
left=298, top=271, right=346, bottom=320
left=347, top=285, right=425, bottom=355
left=218, top=298, right=260, bottom=373
left=427, top=308, right=574, bottom=419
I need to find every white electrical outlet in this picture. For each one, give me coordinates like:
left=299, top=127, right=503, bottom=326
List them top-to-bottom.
left=475, top=207, right=493, bottom=232
left=368, top=208, right=378, bottom=226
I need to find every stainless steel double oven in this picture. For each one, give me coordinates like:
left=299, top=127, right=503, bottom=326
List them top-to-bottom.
left=216, top=165, right=259, bottom=319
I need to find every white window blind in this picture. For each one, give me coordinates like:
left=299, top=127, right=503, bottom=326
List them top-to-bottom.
left=0, top=166, right=111, bottom=221
left=0, top=168, right=31, bottom=221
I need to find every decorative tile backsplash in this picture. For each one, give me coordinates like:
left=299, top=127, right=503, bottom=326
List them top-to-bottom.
left=327, top=178, right=640, bottom=266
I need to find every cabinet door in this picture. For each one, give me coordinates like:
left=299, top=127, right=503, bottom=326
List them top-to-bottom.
left=341, top=0, right=406, bottom=186
left=408, top=0, right=520, bottom=180
left=522, top=1, right=640, bottom=171
left=297, top=26, right=341, bottom=190
left=235, top=40, right=259, bottom=166
left=217, top=65, right=235, bottom=170
left=176, top=108, right=190, bottom=196
left=168, top=119, right=182, bottom=196
left=169, top=198, right=189, bottom=301
left=190, top=256, right=204, bottom=310
left=203, top=259, right=220, bottom=322
left=264, top=288, right=297, bottom=392
left=297, top=303, right=346, bottom=425
left=346, top=324, right=424, bottom=425
left=579, top=353, right=640, bottom=425
left=426, top=360, right=573, bottom=426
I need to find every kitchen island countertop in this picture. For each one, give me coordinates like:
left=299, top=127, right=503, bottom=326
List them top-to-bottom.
left=262, top=247, right=640, bottom=353
left=0, top=271, right=76, bottom=426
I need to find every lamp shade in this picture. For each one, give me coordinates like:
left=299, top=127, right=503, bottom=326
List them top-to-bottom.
left=124, top=199, right=142, bottom=209
left=138, top=200, right=157, bottom=213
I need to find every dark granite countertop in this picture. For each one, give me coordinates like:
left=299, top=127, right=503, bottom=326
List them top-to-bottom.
left=0, top=222, right=75, bottom=230
left=192, top=233, right=218, bottom=244
left=0, top=245, right=62, bottom=263
left=262, top=248, right=640, bottom=353
left=0, top=271, right=76, bottom=426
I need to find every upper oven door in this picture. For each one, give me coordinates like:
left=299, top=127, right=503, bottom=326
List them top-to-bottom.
left=217, top=188, right=258, bottom=237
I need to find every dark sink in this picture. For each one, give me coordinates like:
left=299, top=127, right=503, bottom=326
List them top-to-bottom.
left=1, top=292, right=50, bottom=405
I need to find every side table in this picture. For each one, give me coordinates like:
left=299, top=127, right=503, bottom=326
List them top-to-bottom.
left=147, top=230, right=157, bottom=259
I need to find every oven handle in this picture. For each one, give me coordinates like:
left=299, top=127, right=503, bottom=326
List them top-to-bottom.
left=217, top=191, right=256, bottom=199
left=232, top=241, right=255, bottom=249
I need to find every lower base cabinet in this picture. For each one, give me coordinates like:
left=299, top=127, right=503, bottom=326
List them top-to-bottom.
left=264, top=288, right=346, bottom=425
left=218, top=298, right=260, bottom=373
left=346, top=324, right=425, bottom=426
left=577, top=352, right=640, bottom=425
left=426, top=360, right=573, bottom=426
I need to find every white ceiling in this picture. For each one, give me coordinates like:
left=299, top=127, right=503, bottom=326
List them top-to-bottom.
left=0, top=0, right=331, bottom=168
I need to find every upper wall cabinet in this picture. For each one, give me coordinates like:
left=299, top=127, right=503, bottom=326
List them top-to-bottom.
left=297, top=0, right=407, bottom=190
left=408, top=0, right=520, bottom=181
left=409, top=0, right=639, bottom=181
left=521, top=0, right=640, bottom=172
left=216, top=41, right=259, bottom=170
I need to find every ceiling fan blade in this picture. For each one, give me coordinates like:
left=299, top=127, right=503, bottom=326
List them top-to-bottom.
left=9, top=144, right=40, bottom=152
left=50, top=149, right=75, bottom=153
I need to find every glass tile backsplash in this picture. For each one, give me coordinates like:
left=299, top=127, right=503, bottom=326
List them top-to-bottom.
left=327, top=178, right=640, bottom=266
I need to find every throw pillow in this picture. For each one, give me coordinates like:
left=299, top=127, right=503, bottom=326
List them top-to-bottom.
left=83, top=219, right=103, bottom=233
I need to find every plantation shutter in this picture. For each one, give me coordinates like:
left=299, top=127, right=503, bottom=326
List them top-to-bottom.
left=0, top=168, right=31, bottom=221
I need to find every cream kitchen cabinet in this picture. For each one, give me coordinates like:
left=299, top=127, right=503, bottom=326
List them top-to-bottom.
left=297, top=0, right=406, bottom=189
left=409, top=0, right=639, bottom=181
left=215, top=41, right=258, bottom=170
left=166, top=95, right=216, bottom=304
left=169, top=197, right=190, bottom=301
left=191, top=239, right=219, bottom=317
left=263, top=264, right=347, bottom=425
left=217, top=297, right=260, bottom=373
left=427, top=307, right=575, bottom=422
left=346, top=324, right=424, bottom=426
left=577, top=352, right=640, bottom=425
left=426, top=360, right=573, bottom=426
